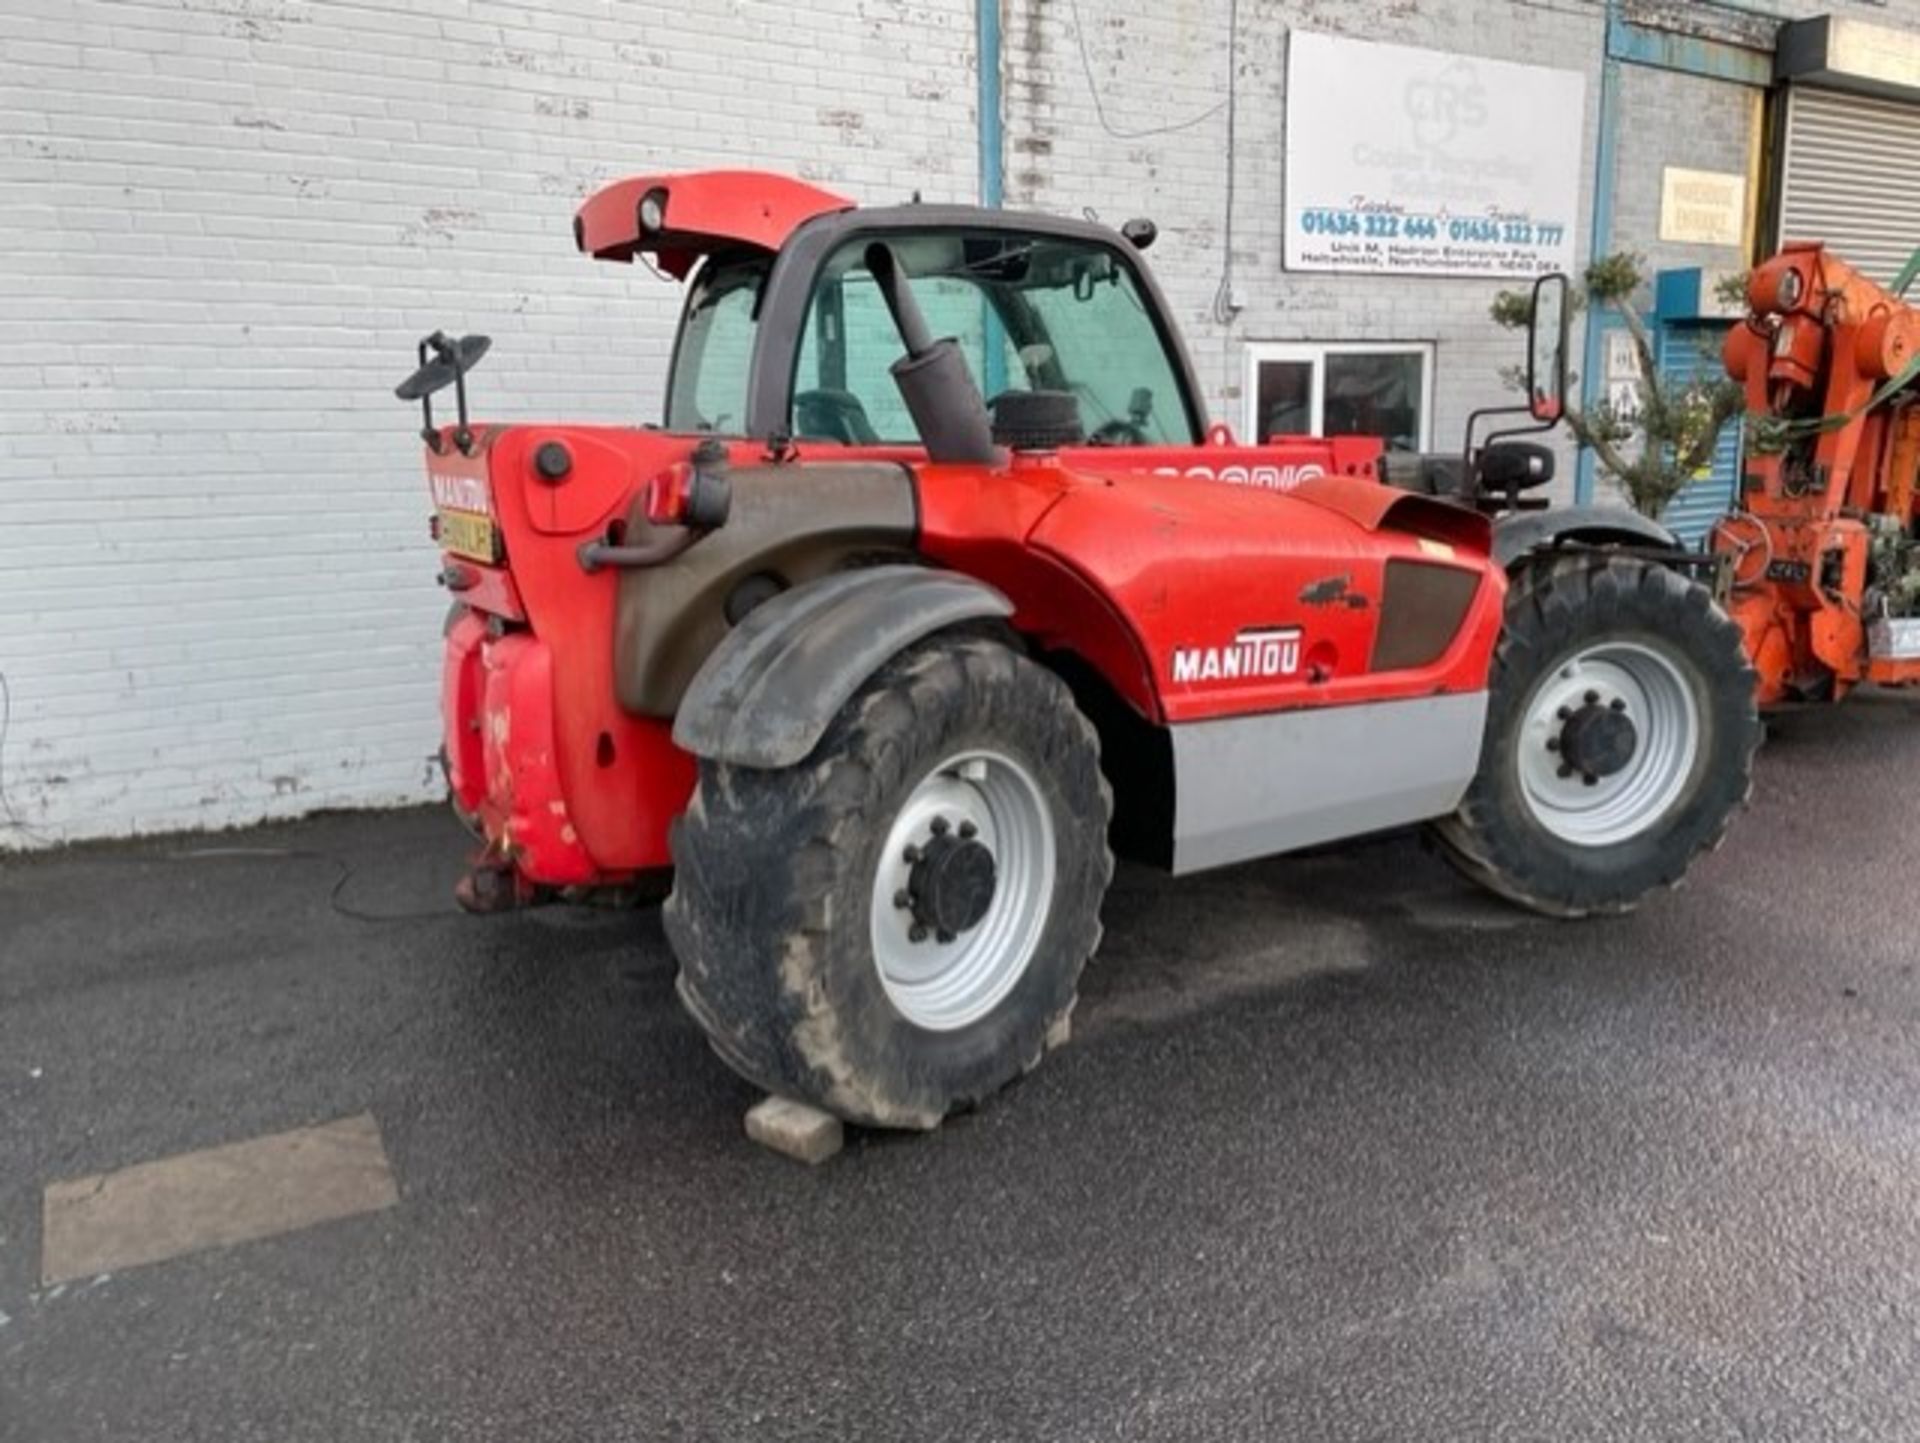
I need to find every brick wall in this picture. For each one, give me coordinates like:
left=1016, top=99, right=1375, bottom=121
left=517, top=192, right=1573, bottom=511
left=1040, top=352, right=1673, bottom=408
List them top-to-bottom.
left=0, top=0, right=979, bottom=845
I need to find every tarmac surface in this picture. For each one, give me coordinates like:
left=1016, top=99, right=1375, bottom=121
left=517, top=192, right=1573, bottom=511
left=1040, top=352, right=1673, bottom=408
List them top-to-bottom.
left=4, top=697, right=1920, bottom=1441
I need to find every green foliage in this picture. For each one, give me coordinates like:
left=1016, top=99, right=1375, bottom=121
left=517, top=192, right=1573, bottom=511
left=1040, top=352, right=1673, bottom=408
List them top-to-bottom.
left=1583, top=251, right=1641, bottom=304
left=1489, top=252, right=1745, bottom=519
left=1712, top=270, right=1751, bottom=309
left=1488, top=289, right=1535, bottom=331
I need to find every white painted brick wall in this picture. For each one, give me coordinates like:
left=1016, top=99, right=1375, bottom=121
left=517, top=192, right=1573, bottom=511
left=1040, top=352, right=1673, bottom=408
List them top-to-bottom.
left=0, top=0, right=979, bottom=846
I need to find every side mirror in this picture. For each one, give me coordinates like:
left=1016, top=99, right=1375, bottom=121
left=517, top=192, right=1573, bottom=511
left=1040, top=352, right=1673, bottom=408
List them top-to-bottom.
left=1527, top=272, right=1570, bottom=423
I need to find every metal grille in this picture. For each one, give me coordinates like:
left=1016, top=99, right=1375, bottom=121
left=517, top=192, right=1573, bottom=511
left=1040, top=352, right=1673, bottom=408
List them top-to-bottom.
left=1779, top=86, right=1920, bottom=287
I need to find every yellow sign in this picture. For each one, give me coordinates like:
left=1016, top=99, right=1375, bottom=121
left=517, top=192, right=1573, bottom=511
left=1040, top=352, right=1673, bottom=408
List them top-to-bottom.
left=1660, top=167, right=1747, bottom=248
left=437, top=508, right=497, bottom=563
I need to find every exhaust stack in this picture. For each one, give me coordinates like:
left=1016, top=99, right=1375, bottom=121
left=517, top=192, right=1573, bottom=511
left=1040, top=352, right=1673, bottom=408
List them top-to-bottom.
left=865, top=242, right=1000, bottom=466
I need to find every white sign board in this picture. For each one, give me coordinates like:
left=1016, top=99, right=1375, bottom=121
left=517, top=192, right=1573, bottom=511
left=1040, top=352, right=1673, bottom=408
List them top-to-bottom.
left=1284, top=31, right=1585, bottom=277
left=1659, top=166, right=1746, bottom=247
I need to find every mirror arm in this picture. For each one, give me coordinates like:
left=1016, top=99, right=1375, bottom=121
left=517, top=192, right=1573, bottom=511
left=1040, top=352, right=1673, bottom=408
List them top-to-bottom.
left=416, top=336, right=442, bottom=454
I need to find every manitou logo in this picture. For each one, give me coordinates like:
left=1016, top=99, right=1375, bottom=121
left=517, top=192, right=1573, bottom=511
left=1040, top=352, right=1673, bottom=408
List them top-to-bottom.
left=1150, top=463, right=1326, bottom=491
left=428, top=470, right=491, bottom=513
left=1171, top=626, right=1304, bottom=685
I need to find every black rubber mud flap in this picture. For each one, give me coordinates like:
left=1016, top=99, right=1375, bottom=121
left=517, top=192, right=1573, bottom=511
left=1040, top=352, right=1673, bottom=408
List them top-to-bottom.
left=1431, top=556, right=1760, bottom=917
left=671, top=565, right=1014, bottom=769
left=665, top=634, right=1114, bottom=1129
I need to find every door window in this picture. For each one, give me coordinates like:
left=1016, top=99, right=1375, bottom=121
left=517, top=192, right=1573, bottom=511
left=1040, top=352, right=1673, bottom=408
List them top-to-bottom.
left=1245, top=343, right=1433, bottom=451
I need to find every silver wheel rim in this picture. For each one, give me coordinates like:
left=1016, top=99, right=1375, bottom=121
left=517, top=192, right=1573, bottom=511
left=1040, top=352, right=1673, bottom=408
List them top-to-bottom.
left=1516, top=640, right=1701, bottom=848
left=869, top=749, right=1057, bottom=1032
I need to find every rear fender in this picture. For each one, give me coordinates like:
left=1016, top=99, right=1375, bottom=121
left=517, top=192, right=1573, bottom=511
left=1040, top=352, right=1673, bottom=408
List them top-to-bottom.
left=672, top=565, right=1014, bottom=768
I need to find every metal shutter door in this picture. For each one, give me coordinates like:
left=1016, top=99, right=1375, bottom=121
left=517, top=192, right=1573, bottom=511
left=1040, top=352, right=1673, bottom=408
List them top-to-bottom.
left=1779, top=86, right=1920, bottom=287
left=1657, top=325, right=1741, bottom=549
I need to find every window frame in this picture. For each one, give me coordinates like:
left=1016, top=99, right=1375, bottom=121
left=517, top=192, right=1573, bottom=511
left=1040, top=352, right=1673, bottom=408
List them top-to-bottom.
left=741, top=207, right=1210, bottom=445
left=1243, top=340, right=1436, bottom=451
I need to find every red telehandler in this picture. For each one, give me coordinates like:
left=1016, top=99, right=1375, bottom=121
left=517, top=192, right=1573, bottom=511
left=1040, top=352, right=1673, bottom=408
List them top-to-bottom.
left=397, top=171, right=1757, bottom=1128
left=1715, top=242, right=1920, bottom=704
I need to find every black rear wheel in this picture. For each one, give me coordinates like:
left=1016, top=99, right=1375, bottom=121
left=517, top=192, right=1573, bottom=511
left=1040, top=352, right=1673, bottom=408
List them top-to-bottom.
left=1432, top=557, right=1759, bottom=917
left=665, top=634, right=1113, bottom=1129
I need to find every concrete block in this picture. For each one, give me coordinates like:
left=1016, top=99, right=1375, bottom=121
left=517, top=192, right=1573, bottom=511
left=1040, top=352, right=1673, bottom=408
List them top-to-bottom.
left=1045, top=1011, right=1072, bottom=1052
left=745, top=1095, right=844, bottom=1165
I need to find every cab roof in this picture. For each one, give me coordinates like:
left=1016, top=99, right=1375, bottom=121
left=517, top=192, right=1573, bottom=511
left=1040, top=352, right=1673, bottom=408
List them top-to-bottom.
left=574, top=169, right=854, bottom=278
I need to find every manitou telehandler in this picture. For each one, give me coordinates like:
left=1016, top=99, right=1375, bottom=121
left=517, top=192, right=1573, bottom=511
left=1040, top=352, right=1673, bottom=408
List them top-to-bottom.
left=396, top=171, right=1757, bottom=1129
left=1715, top=242, right=1920, bottom=705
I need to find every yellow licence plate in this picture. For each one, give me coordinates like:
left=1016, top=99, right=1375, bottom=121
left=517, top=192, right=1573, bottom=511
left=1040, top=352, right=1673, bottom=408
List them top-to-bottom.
left=438, top=508, right=497, bottom=563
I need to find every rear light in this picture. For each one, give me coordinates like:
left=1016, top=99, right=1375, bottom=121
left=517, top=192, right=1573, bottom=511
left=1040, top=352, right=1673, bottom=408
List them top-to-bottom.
left=645, top=460, right=731, bottom=529
left=645, top=462, right=697, bottom=524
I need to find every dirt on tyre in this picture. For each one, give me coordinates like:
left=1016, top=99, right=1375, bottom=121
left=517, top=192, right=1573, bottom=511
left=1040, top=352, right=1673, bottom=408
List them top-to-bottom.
left=1432, top=556, right=1759, bottom=917
left=664, top=633, right=1114, bottom=1129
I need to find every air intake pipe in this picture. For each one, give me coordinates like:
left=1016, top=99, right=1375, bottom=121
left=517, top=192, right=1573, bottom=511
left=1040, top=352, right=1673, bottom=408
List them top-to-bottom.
left=865, top=242, right=1001, bottom=466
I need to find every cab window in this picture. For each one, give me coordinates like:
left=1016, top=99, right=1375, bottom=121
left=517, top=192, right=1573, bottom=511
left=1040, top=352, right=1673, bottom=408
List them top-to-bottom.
left=790, top=231, right=1195, bottom=447
left=665, top=255, right=767, bottom=434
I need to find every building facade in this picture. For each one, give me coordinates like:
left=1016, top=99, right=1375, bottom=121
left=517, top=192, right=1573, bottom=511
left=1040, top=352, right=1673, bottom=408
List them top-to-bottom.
left=4, top=0, right=1920, bottom=843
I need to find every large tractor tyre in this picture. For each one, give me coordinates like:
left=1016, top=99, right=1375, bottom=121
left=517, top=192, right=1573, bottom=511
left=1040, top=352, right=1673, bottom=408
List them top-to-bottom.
left=1432, top=556, right=1759, bottom=918
left=664, top=634, right=1114, bottom=1130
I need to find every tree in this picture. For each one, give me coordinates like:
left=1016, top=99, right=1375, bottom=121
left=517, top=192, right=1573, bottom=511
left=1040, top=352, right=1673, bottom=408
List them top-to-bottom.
left=1490, top=253, right=1745, bottom=519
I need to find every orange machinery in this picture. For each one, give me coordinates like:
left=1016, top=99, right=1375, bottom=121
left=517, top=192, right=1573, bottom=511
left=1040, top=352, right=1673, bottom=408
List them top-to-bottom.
left=1718, top=242, right=1920, bottom=704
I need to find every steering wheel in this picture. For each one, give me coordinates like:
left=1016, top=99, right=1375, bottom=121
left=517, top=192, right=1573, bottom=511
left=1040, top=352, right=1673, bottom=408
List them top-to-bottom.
left=794, top=388, right=880, bottom=446
left=1089, top=418, right=1148, bottom=446
left=1710, top=511, right=1773, bottom=590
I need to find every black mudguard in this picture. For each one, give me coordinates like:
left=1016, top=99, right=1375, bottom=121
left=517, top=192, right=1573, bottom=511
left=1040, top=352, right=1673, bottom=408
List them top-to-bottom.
left=1492, top=505, right=1682, bottom=571
left=671, top=565, right=1014, bottom=768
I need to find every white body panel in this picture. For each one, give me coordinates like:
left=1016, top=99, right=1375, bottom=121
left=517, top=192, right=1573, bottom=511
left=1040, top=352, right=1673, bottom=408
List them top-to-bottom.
left=1870, top=617, right=1920, bottom=662
left=1169, top=692, right=1489, bottom=875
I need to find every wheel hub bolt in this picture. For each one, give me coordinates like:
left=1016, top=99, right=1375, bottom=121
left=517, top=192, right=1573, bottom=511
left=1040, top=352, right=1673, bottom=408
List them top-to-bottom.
left=1555, top=696, right=1640, bottom=782
left=1610, top=698, right=1627, bottom=713
left=929, top=816, right=950, bottom=836
left=958, top=820, right=977, bottom=840
left=900, top=826, right=998, bottom=942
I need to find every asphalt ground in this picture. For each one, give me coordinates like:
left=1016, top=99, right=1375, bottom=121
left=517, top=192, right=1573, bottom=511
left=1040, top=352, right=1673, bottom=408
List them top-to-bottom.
left=3, top=697, right=1919, bottom=1441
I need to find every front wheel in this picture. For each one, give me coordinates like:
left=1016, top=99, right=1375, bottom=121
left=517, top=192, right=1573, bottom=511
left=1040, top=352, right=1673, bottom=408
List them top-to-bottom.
left=1432, top=557, right=1759, bottom=917
left=664, top=634, right=1114, bottom=1129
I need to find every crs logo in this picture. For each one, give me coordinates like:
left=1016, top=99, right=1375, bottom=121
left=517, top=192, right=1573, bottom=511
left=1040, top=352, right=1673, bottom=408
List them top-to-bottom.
left=1404, top=58, right=1487, bottom=151
left=1152, top=463, right=1325, bottom=491
left=1170, top=626, right=1304, bottom=685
